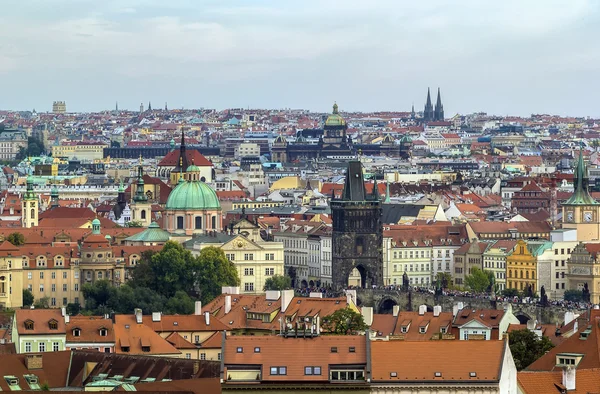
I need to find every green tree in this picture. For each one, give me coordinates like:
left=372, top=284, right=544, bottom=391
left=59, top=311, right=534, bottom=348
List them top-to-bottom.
left=128, top=221, right=144, bottom=228
left=6, top=232, right=25, bottom=246
left=146, top=241, right=197, bottom=298
left=195, top=246, right=240, bottom=303
left=129, top=250, right=157, bottom=289
left=465, top=267, right=491, bottom=293
left=435, top=272, right=452, bottom=289
left=264, top=274, right=292, bottom=291
left=82, top=280, right=117, bottom=312
left=502, top=288, right=521, bottom=298
left=22, top=289, right=34, bottom=306
left=564, top=289, right=583, bottom=302
left=165, top=291, right=195, bottom=314
left=33, top=296, right=50, bottom=309
left=66, top=302, right=81, bottom=315
left=322, top=308, right=368, bottom=335
left=509, top=329, right=554, bottom=370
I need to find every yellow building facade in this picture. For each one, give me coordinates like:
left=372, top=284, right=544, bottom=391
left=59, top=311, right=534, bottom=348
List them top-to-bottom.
left=52, top=143, right=106, bottom=161
left=506, top=240, right=537, bottom=293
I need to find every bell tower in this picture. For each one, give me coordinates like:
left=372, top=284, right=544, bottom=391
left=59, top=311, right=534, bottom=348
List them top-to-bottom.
left=562, top=144, right=600, bottom=241
left=130, top=156, right=152, bottom=227
left=331, top=161, right=383, bottom=289
left=21, top=175, right=38, bottom=228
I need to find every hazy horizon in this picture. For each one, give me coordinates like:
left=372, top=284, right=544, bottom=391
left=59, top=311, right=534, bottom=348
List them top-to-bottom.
left=1, top=0, right=599, bottom=117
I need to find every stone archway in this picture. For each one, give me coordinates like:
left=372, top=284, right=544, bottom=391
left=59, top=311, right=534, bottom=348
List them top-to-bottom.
left=377, top=297, right=399, bottom=314
left=514, top=312, right=532, bottom=324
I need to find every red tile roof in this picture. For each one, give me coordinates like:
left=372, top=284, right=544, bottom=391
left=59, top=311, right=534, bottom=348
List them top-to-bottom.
left=371, top=340, right=506, bottom=382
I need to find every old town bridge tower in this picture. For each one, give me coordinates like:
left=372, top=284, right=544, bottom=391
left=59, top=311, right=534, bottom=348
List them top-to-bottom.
left=331, top=161, right=383, bottom=289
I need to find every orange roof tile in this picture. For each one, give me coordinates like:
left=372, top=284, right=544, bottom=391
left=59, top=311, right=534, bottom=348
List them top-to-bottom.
left=15, top=309, right=65, bottom=335
left=113, top=315, right=180, bottom=356
left=66, top=316, right=115, bottom=343
left=224, top=336, right=366, bottom=382
left=371, top=340, right=506, bottom=382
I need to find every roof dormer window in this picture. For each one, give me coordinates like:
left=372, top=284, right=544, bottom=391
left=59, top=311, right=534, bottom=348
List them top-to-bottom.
left=49, top=319, right=58, bottom=330
left=24, top=320, right=34, bottom=330
left=73, top=328, right=81, bottom=337
left=99, top=328, right=107, bottom=337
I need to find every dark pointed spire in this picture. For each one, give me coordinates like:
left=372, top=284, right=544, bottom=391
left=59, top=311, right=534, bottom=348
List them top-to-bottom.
left=434, top=87, right=444, bottom=121
left=423, top=88, right=434, bottom=122
left=115, top=101, right=118, bottom=112
left=148, top=101, right=152, bottom=111
left=165, top=102, right=168, bottom=111
left=177, top=129, right=188, bottom=172
left=342, top=161, right=367, bottom=202
left=371, top=178, right=379, bottom=200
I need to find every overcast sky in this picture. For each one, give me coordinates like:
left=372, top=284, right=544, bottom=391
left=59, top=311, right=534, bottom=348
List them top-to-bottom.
left=1, top=0, right=599, bottom=117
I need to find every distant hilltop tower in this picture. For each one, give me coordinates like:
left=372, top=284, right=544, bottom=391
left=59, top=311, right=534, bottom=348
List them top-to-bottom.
left=52, top=101, right=66, bottom=114
left=140, top=102, right=144, bottom=113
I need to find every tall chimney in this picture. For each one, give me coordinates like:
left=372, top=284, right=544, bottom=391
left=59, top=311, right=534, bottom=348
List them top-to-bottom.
left=281, top=289, right=294, bottom=313
left=225, top=295, right=232, bottom=315
left=195, top=301, right=202, bottom=316
left=392, top=305, right=400, bottom=317
left=418, top=305, right=427, bottom=316
left=433, top=305, right=442, bottom=317
left=361, top=307, right=373, bottom=326
left=134, top=308, right=143, bottom=324
left=204, top=311, right=210, bottom=326
left=563, top=367, right=576, bottom=391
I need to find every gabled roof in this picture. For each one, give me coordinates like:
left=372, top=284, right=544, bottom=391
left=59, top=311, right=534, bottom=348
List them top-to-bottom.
left=158, top=149, right=212, bottom=167
left=15, top=309, right=65, bottom=335
left=526, top=312, right=600, bottom=371
left=141, top=313, right=227, bottom=332
left=113, top=315, right=180, bottom=356
left=66, top=316, right=115, bottom=343
left=165, top=332, right=197, bottom=349
left=223, top=336, right=366, bottom=382
left=371, top=340, right=506, bottom=382
left=518, top=368, right=600, bottom=394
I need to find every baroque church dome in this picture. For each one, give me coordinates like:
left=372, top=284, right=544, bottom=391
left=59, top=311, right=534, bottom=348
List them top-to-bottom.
left=325, top=103, right=346, bottom=127
left=165, top=165, right=220, bottom=210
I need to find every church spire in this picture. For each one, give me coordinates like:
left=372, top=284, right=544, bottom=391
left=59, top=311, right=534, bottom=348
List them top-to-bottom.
left=434, top=87, right=444, bottom=121
left=423, top=88, right=434, bottom=122
left=148, top=101, right=152, bottom=111
left=177, top=129, right=188, bottom=171
left=564, top=142, right=598, bottom=206
left=133, top=155, right=147, bottom=202
left=371, top=178, right=379, bottom=200
left=384, top=180, right=391, bottom=203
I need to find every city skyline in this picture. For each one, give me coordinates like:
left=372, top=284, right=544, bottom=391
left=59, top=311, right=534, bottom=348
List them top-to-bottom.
left=1, top=1, right=600, bottom=116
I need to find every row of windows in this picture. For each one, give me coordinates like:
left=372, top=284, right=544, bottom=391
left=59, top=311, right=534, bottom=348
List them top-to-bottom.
left=176, top=216, right=217, bottom=230
left=393, top=264, right=430, bottom=272
left=508, top=270, right=535, bottom=279
left=28, top=272, right=70, bottom=280
left=24, top=342, right=61, bottom=352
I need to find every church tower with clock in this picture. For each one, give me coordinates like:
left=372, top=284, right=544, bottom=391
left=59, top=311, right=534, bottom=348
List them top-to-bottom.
left=562, top=146, right=600, bottom=241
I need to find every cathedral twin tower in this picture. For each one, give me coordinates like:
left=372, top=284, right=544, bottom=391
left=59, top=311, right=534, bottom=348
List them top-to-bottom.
left=423, top=87, right=444, bottom=122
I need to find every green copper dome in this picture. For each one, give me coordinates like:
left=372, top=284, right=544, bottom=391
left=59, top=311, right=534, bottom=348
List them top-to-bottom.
left=325, top=103, right=346, bottom=127
left=186, top=164, right=200, bottom=172
left=166, top=178, right=221, bottom=210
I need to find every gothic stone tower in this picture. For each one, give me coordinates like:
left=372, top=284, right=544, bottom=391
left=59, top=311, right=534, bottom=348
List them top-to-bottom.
left=331, top=161, right=383, bottom=289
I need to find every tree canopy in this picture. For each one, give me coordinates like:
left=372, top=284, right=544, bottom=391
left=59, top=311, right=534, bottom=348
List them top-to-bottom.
left=6, top=232, right=25, bottom=246
left=82, top=242, right=239, bottom=314
left=465, top=267, right=491, bottom=293
left=264, top=274, right=292, bottom=291
left=22, top=289, right=34, bottom=307
left=564, top=289, right=583, bottom=302
left=322, top=308, right=368, bottom=335
left=509, top=329, right=554, bottom=370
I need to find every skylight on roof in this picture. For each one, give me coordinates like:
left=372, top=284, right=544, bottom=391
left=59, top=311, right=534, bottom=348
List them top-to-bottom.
left=469, top=372, right=477, bottom=377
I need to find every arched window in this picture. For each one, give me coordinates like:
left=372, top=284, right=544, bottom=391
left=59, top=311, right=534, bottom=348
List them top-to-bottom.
left=201, top=176, right=206, bottom=182
left=31, top=208, right=35, bottom=218
left=141, top=210, right=146, bottom=220
left=177, top=216, right=184, bottom=229
left=195, top=216, right=202, bottom=229
left=212, top=216, right=216, bottom=229
left=355, top=237, right=364, bottom=255
left=508, top=270, right=512, bottom=278
left=97, top=271, right=103, bottom=279
left=520, top=271, right=523, bottom=279
left=526, top=271, right=529, bottom=279
left=532, top=271, right=535, bottom=280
